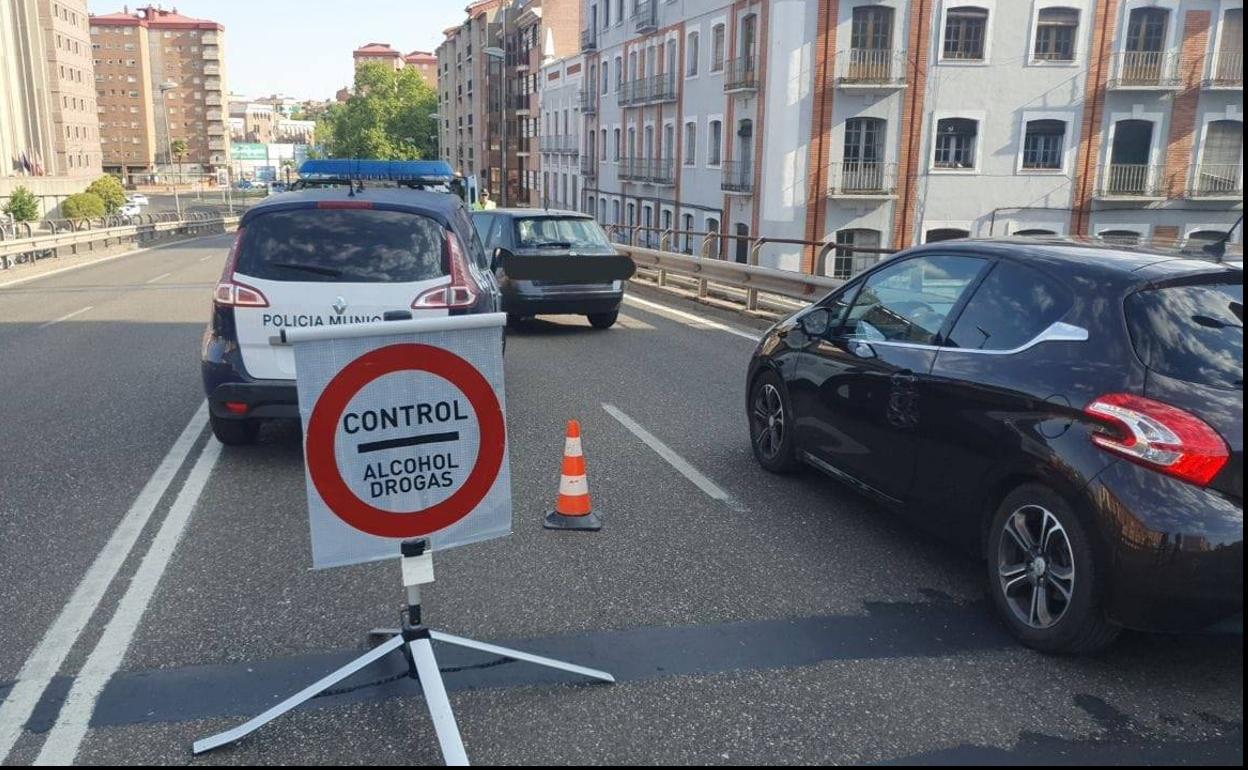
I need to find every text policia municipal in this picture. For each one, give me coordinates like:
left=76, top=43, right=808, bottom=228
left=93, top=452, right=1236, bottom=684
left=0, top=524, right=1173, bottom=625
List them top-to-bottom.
left=345, top=399, right=470, bottom=499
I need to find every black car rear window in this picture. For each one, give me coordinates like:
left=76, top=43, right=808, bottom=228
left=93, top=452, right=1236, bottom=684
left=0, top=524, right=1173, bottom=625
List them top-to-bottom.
left=237, top=208, right=448, bottom=283
left=513, top=217, right=612, bottom=250
left=946, top=261, right=1073, bottom=351
left=1125, top=281, right=1244, bottom=390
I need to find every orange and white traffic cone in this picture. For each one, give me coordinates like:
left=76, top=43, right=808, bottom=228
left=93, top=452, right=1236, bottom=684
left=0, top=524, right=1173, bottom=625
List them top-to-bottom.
left=543, top=419, right=602, bottom=531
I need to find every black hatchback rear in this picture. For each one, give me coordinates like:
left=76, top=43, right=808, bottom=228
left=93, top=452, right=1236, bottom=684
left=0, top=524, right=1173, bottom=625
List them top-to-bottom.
left=201, top=188, right=500, bottom=444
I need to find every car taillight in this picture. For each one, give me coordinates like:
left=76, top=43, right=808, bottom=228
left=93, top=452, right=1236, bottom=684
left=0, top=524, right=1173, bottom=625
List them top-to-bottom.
left=213, top=226, right=269, bottom=308
left=412, top=231, right=479, bottom=310
left=1086, top=393, right=1229, bottom=487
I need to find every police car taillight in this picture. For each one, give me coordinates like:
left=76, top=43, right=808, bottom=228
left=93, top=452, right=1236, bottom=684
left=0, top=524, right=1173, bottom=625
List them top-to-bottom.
left=213, top=226, right=270, bottom=308
left=411, top=231, right=479, bottom=310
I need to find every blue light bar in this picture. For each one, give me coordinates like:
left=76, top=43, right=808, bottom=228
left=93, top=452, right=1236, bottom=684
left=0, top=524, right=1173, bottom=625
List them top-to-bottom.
left=298, top=159, right=456, bottom=181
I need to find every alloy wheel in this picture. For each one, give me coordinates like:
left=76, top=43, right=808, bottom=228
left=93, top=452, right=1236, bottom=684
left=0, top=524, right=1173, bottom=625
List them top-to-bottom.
left=997, top=504, right=1076, bottom=629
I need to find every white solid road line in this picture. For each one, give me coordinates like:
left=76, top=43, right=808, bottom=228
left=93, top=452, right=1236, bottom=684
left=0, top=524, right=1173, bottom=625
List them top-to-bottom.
left=0, top=232, right=231, bottom=290
left=145, top=271, right=173, bottom=284
left=623, top=294, right=761, bottom=342
left=38, top=305, right=93, bottom=329
left=615, top=313, right=656, bottom=330
left=0, top=402, right=209, bottom=765
left=602, top=402, right=740, bottom=508
left=35, top=436, right=222, bottom=765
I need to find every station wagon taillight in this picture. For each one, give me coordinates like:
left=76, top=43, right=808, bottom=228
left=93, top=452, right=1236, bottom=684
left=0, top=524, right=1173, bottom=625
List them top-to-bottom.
left=213, top=226, right=269, bottom=308
left=411, top=231, right=479, bottom=310
left=1086, top=393, right=1229, bottom=487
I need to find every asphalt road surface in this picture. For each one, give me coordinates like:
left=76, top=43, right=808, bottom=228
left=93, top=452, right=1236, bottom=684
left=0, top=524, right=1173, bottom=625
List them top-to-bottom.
left=0, top=235, right=1241, bottom=765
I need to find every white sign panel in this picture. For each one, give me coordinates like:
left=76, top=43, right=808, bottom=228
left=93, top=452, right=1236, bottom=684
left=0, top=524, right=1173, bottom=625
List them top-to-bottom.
left=290, top=314, right=511, bottom=569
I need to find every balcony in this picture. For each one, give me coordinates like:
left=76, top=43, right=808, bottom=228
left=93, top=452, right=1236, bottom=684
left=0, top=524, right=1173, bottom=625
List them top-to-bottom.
left=633, top=0, right=657, bottom=33
left=581, top=28, right=597, bottom=52
left=201, top=33, right=218, bottom=45
left=201, top=46, right=220, bottom=60
left=835, top=48, right=908, bottom=89
left=1204, top=50, right=1243, bottom=89
left=1108, top=51, right=1180, bottom=90
left=724, top=56, right=758, bottom=92
left=203, top=64, right=220, bottom=76
left=647, top=73, right=677, bottom=103
left=618, top=74, right=677, bottom=106
left=203, top=79, right=222, bottom=91
left=579, top=89, right=597, bottom=115
left=511, top=94, right=531, bottom=113
left=205, top=95, right=222, bottom=106
left=205, top=110, right=222, bottom=121
left=207, top=123, right=225, bottom=135
left=540, top=135, right=559, bottom=153
left=562, top=136, right=580, bottom=156
left=208, top=139, right=225, bottom=151
left=580, top=156, right=597, bottom=177
left=619, top=157, right=675, bottom=184
left=721, top=160, right=754, bottom=193
left=827, top=162, right=899, bottom=198
left=1095, top=164, right=1164, bottom=199
left=1189, top=164, right=1243, bottom=198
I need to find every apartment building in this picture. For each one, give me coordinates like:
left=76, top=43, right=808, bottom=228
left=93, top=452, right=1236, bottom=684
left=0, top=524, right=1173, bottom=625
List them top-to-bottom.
left=2, top=0, right=102, bottom=215
left=437, top=0, right=581, bottom=204
left=437, top=0, right=506, bottom=186
left=571, top=0, right=1242, bottom=275
left=90, top=5, right=230, bottom=184
left=404, top=50, right=439, bottom=86
left=538, top=53, right=585, bottom=208
left=229, top=99, right=276, bottom=144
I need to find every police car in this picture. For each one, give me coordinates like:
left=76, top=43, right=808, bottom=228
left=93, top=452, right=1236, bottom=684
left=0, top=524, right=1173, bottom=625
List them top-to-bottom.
left=201, top=160, right=501, bottom=445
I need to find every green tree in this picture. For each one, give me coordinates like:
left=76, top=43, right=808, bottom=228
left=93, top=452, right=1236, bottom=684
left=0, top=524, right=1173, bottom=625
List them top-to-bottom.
left=324, top=63, right=438, bottom=160
left=86, top=175, right=127, bottom=214
left=3, top=186, right=41, bottom=222
left=61, top=192, right=106, bottom=219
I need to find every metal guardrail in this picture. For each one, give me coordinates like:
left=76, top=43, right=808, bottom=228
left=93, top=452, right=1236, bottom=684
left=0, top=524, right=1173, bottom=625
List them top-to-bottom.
left=1, top=213, right=239, bottom=271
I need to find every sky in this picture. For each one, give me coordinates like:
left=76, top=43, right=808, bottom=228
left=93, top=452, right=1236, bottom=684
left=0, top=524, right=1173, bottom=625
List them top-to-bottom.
left=126, top=0, right=468, bottom=101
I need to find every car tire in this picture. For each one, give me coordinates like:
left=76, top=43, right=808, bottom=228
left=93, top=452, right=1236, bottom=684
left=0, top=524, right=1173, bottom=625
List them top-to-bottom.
left=587, top=311, right=618, bottom=329
left=748, top=370, right=799, bottom=473
left=210, top=414, right=260, bottom=446
left=986, top=483, right=1120, bottom=655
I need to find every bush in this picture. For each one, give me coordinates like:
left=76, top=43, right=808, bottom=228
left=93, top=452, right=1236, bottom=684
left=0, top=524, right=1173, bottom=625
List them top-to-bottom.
left=87, top=175, right=127, bottom=214
left=3, top=186, right=41, bottom=222
left=61, top=192, right=106, bottom=220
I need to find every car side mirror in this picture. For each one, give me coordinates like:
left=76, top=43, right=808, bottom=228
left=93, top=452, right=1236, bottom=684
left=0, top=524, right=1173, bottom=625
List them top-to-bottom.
left=492, top=247, right=512, bottom=272
left=798, top=307, right=832, bottom=339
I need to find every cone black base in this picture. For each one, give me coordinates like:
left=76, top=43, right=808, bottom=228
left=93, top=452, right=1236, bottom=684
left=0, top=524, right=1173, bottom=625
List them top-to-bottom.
left=543, top=509, right=603, bottom=531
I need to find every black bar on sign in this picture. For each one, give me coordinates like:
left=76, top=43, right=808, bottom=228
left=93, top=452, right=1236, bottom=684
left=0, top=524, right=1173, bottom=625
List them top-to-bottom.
left=357, top=431, right=460, bottom=454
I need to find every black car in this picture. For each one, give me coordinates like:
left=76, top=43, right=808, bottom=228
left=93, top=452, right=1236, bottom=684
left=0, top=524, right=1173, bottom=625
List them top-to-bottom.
left=202, top=188, right=501, bottom=445
left=471, top=209, right=631, bottom=329
left=747, top=239, right=1242, bottom=653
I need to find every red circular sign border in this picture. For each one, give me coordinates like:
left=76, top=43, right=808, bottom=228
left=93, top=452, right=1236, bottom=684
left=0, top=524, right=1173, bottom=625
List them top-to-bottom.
left=305, top=342, right=505, bottom=538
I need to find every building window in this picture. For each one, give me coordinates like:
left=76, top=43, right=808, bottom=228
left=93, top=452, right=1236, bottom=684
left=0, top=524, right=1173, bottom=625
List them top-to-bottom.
left=943, top=7, right=988, bottom=61
left=1034, top=8, right=1078, bottom=61
left=711, top=24, right=725, bottom=71
left=686, top=32, right=699, bottom=76
left=934, top=118, right=978, bottom=169
left=708, top=119, right=722, bottom=165
left=1022, top=119, right=1066, bottom=169
left=684, top=121, right=697, bottom=165
left=926, top=227, right=971, bottom=242
left=832, top=229, right=883, bottom=279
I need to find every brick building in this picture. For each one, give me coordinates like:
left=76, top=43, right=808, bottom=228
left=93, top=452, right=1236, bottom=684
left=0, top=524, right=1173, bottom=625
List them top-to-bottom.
left=90, top=4, right=230, bottom=184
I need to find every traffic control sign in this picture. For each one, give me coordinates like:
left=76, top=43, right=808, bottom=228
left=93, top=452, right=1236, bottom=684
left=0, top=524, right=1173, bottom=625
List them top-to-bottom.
left=288, top=314, right=512, bottom=569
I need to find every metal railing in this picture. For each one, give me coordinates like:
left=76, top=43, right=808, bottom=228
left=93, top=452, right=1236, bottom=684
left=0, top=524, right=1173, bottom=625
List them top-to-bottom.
left=633, top=0, right=657, bottom=32
left=580, top=28, right=597, bottom=52
left=835, top=48, right=908, bottom=87
left=1109, top=50, right=1180, bottom=88
left=1205, top=50, right=1243, bottom=88
left=724, top=56, right=758, bottom=91
left=618, top=73, right=677, bottom=105
left=579, top=88, right=597, bottom=114
left=580, top=156, right=597, bottom=177
left=617, top=156, right=675, bottom=184
left=721, top=160, right=754, bottom=193
left=827, top=161, right=899, bottom=196
left=1097, top=163, right=1162, bottom=197
left=1191, top=164, right=1243, bottom=197
left=2, top=213, right=238, bottom=271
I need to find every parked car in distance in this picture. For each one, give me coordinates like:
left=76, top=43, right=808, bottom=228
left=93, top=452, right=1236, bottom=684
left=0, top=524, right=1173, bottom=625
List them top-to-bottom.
left=127, top=193, right=149, bottom=206
left=120, top=202, right=142, bottom=217
left=471, top=209, right=633, bottom=329
left=746, top=238, right=1243, bottom=654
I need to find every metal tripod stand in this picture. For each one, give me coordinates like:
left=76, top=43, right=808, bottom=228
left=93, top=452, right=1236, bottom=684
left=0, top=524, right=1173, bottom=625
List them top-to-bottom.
left=192, top=540, right=614, bottom=765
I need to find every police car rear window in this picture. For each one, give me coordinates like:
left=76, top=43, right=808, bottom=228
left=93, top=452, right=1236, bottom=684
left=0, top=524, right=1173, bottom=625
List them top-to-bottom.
left=237, top=209, right=448, bottom=283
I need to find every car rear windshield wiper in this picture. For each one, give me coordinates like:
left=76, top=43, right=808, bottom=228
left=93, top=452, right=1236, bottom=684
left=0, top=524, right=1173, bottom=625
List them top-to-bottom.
left=269, top=262, right=342, bottom=278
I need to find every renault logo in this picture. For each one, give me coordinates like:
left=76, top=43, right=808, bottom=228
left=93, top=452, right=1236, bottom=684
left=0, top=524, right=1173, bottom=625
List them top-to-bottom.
left=332, top=297, right=347, bottom=315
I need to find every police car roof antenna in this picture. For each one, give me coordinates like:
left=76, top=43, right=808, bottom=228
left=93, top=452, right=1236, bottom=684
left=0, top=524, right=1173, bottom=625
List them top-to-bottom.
left=192, top=537, right=615, bottom=765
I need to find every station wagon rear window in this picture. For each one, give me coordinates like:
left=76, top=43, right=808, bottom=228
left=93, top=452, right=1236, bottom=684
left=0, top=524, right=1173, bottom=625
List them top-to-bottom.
left=238, top=209, right=448, bottom=283
left=513, top=217, right=612, bottom=250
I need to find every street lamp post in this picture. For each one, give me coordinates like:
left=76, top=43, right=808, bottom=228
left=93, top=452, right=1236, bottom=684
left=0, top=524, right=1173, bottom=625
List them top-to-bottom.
left=484, top=46, right=507, bottom=207
left=158, top=80, right=182, bottom=218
